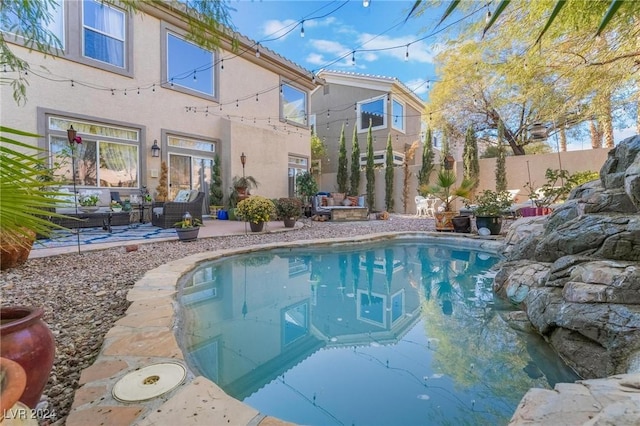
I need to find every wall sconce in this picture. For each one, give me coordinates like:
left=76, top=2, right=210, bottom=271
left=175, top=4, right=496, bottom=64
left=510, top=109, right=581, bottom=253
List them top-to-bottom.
left=151, top=140, right=160, bottom=157
left=444, top=155, right=455, bottom=170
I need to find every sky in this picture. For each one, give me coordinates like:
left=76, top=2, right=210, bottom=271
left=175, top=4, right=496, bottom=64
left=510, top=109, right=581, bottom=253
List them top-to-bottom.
left=228, top=0, right=636, bottom=149
left=229, top=0, right=443, bottom=100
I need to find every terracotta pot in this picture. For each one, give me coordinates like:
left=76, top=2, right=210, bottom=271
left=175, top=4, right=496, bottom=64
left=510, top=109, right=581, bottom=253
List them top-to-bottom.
left=434, top=211, right=456, bottom=232
left=283, top=218, right=297, bottom=228
left=249, top=221, right=265, bottom=232
left=0, top=230, right=35, bottom=271
left=0, top=306, right=55, bottom=408
left=0, top=357, right=27, bottom=418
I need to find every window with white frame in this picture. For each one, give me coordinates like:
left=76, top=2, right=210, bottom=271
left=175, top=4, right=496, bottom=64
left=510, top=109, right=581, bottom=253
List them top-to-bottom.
left=82, top=0, right=126, bottom=68
left=166, top=32, right=215, bottom=97
left=281, top=82, right=307, bottom=127
left=358, top=95, right=386, bottom=132
left=392, top=98, right=405, bottom=132
left=48, top=117, right=140, bottom=188
left=359, top=150, right=404, bottom=167
left=288, top=156, right=308, bottom=197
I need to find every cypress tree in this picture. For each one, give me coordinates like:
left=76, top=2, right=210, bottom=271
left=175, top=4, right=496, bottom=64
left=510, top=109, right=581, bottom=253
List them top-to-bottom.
left=366, top=122, right=375, bottom=211
left=496, top=122, right=508, bottom=192
left=337, top=123, right=349, bottom=193
left=350, top=125, right=361, bottom=196
left=463, top=126, right=479, bottom=192
left=418, top=128, right=435, bottom=187
left=385, top=133, right=394, bottom=212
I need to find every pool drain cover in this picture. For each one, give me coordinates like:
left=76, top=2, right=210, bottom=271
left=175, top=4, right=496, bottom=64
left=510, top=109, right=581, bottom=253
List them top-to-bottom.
left=112, top=362, right=186, bottom=402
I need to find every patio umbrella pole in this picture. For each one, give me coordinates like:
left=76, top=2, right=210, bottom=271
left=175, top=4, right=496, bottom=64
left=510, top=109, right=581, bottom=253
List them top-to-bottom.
left=68, top=126, right=81, bottom=254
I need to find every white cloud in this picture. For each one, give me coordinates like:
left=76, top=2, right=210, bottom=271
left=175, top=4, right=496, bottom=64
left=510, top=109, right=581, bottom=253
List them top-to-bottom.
left=261, top=19, right=298, bottom=41
left=357, top=33, right=435, bottom=63
left=310, top=39, right=350, bottom=56
left=306, top=53, right=326, bottom=66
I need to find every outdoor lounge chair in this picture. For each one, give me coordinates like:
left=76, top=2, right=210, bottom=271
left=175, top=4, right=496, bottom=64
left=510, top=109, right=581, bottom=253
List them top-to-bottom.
left=152, top=191, right=205, bottom=228
left=310, top=195, right=331, bottom=220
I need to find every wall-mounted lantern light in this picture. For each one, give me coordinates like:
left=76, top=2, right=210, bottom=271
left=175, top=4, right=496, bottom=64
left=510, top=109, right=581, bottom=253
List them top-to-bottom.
left=151, top=140, right=160, bottom=157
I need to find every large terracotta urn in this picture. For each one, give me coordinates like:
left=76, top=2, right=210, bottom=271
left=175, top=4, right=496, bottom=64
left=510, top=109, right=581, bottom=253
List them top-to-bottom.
left=434, top=211, right=456, bottom=232
left=0, top=230, right=35, bottom=270
left=0, top=307, right=55, bottom=408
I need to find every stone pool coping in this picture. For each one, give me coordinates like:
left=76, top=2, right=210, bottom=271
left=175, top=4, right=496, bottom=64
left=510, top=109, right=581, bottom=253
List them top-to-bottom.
left=64, top=232, right=505, bottom=425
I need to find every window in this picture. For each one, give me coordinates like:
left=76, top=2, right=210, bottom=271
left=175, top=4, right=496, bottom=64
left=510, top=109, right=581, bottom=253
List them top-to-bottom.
left=82, top=0, right=125, bottom=68
left=1, top=1, right=64, bottom=49
left=166, top=32, right=215, bottom=97
left=281, top=82, right=307, bottom=127
left=358, top=95, right=386, bottom=132
left=392, top=99, right=405, bottom=132
left=48, top=117, right=140, bottom=188
left=166, top=135, right=216, bottom=202
left=359, top=150, right=404, bottom=167
left=288, top=156, right=308, bottom=197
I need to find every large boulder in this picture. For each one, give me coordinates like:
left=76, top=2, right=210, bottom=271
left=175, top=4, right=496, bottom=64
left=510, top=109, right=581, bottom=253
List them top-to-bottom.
left=495, top=135, right=640, bottom=380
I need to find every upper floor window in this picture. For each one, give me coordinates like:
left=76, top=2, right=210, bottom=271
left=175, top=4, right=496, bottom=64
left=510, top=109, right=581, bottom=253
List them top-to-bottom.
left=82, top=0, right=125, bottom=68
left=1, top=1, right=64, bottom=49
left=167, top=33, right=215, bottom=96
left=281, top=82, right=307, bottom=127
left=358, top=95, right=386, bottom=132
left=392, top=99, right=405, bottom=132
left=359, top=150, right=404, bottom=167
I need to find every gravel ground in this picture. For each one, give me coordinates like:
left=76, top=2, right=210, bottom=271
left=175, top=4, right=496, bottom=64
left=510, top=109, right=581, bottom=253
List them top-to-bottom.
left=1, top=215, right=496, bottom=424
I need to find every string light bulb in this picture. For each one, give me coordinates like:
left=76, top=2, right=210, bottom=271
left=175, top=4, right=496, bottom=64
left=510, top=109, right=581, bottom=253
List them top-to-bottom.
left=363, top=0, right=370, bottom=6
left=486, top=10, right=492, bottom=23
left=300, top=20, right=305, bottom=37
left=255, top=44, right=261, bottom=58
left=405, top=45, right=409, bottom=61
left=351, top=51, right=356, bottom=66
left=193, top=70, right=197, bottom=81
left=426, top=80, right=431, bottom=90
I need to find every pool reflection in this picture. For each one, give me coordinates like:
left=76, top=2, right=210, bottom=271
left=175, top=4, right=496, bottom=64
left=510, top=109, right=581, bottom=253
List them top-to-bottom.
left=179, top=242, right=579, bottom=425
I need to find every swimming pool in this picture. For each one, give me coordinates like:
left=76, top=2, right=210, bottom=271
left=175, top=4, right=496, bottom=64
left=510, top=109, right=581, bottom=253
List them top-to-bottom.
left=178, top=239, right=579, bottom=425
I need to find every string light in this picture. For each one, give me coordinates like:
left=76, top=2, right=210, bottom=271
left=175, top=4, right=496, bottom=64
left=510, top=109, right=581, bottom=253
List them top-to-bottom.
left=363, top=0, right=370, bottom=7
left=486, top=10, right=492, bottom=23
left=300, top=20, right=305, bottom=37
left=255, top=43, right=261, bottom=58
left=405, top=45, right=409, bottom=61
left=351, top=51, right=356, bottom=66
left=220, top=59, right=224, bottom=70
left=193, top=70, right=197, bottom=81
left=71, top=80, right=74, bottom=87
left=426, top=80, right=430, bottom=90
left=152, top=84, right=155, bottom=92
left=256, top=93, right=259, bottom=101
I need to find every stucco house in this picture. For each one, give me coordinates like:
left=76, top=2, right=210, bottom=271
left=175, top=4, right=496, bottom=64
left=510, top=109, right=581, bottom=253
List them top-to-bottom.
left=1, top=1, right=319, bottom=213
left=310, top=70, right=426, bottom=198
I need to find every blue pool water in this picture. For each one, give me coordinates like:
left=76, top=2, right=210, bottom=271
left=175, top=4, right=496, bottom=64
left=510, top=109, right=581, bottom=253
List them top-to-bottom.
left=178, top=240, right=579, bottom=425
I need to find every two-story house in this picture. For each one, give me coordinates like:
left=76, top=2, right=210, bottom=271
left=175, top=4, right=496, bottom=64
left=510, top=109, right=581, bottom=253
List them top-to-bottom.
left=1, top=1, right=318, bottom=212
left=310, top=70, right=426, bottom=210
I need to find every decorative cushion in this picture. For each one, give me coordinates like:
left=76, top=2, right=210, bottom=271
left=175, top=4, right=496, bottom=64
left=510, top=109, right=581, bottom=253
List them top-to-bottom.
left=174, top=190, right=191, bottom=202
left=188, top=190, right=199, bottom=202
left=332, top=193, right=345, bottom=203
left=320, top=196, right=328, bottom=206
left=348, top=196, right=359, bottom=206
left=342, top=198, right=352, bottom=206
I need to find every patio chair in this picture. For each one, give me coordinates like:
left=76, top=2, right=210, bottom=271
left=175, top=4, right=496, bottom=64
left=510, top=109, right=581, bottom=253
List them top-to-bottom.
left=152, top=191, right=205, bottom=228
left=310, top=195, right=331, bottom=220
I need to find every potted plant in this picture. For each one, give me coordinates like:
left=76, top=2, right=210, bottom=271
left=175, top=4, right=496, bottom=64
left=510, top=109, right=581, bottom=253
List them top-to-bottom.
left=0, top=127, right=66, bottom=409
left=210, top=154, right=224, bottom=217
left=421, top=169, right=474, bottom=232
left=295, top=171, right=318, bottom=217
left=232, top=175, right=259, bottom=200
left=472, top=189, right=513, bottom=235
left=78, top=191, right=100, bottom=212
left=235, top=195, right=276, bottom=232
left=276, top=197, right=303, bottom=228
left=110, top=200, right=123, bottom=212
left=174, top=212, right=203, bottom=242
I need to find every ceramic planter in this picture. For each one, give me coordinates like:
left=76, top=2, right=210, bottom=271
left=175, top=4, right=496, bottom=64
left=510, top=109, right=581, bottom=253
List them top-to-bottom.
left=451, top=215, right=471, bottom=233
left=475, top=216, right=502, bottom=235
left=283, top=218, right=297, bottom=228
left=249, top=221, right=265, bottom=232
left=176, top=227, right=199, bottom=242
left=0, top=306, right=55, bottom=408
